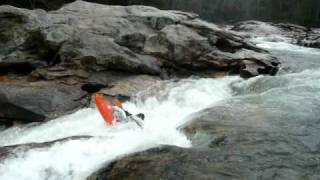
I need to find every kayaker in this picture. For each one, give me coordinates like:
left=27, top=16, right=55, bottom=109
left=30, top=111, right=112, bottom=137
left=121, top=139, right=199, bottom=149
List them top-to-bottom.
left=110, top=98, right=145, bottom=127
left=110, top=98, right=127, bottom=123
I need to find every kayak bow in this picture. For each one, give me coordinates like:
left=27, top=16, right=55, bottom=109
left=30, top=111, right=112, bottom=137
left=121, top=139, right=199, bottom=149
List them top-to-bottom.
left=95, top=94, right=114, bottom=125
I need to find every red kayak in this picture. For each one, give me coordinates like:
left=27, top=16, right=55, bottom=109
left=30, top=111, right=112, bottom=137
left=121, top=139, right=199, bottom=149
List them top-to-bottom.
left=95, top=94, right=114, bottom=126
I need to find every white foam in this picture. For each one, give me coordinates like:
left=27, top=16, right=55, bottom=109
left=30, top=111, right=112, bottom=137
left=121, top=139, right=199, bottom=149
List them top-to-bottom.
left=252, top=37, right=320, bottom=55
left=0, top=76, right=240, bottom=180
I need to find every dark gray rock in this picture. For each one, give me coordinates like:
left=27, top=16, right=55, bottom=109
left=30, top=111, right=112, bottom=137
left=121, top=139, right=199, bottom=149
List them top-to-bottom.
left=0, top=81, right=88, bottom=125
left=88, top=144, right=320, bottom=180
left=87, top=146, right=250, bottom=180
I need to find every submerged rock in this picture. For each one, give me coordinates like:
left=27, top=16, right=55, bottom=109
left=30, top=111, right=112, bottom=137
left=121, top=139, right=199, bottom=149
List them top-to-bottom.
left=0, top=136, right=91, bottom=161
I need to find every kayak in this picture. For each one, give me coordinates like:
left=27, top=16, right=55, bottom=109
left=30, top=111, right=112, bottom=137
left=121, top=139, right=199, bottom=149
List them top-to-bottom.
left=95, top=94, right=114, bottom=125
left=95, top=94, right=145, bottom=128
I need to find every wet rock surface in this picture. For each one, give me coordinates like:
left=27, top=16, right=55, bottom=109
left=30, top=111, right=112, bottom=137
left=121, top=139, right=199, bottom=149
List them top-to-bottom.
left=232, top=21, right=320, bottom=49
left=89, top=143, right=320, bottom=180
left=87, top=146, right=250, bottom=180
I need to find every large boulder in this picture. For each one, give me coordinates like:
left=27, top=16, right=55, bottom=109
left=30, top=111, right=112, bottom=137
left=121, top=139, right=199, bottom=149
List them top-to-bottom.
left=0, top=1, right=279, bottom=79
left=0, top=81, right=88, bottom=125
left=88, top=143, right=320, bottom=180
left=87, top=146, right=250, bottom=180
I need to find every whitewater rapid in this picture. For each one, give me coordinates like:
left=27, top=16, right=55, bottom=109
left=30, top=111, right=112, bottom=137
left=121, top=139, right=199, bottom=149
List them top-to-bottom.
left=0, top=33, right=319, bottom=180
left=0, top=77, right=240, bottom=180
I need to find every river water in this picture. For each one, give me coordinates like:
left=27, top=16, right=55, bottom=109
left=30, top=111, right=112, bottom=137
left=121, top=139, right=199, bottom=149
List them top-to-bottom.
left=0, top=37, right=319, bottom=179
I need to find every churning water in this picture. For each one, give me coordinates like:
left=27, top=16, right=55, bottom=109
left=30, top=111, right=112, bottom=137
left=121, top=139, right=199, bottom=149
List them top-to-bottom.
left=0, top=36, right=319, bottom=180
left=0, top=77, right=240, bottom=180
